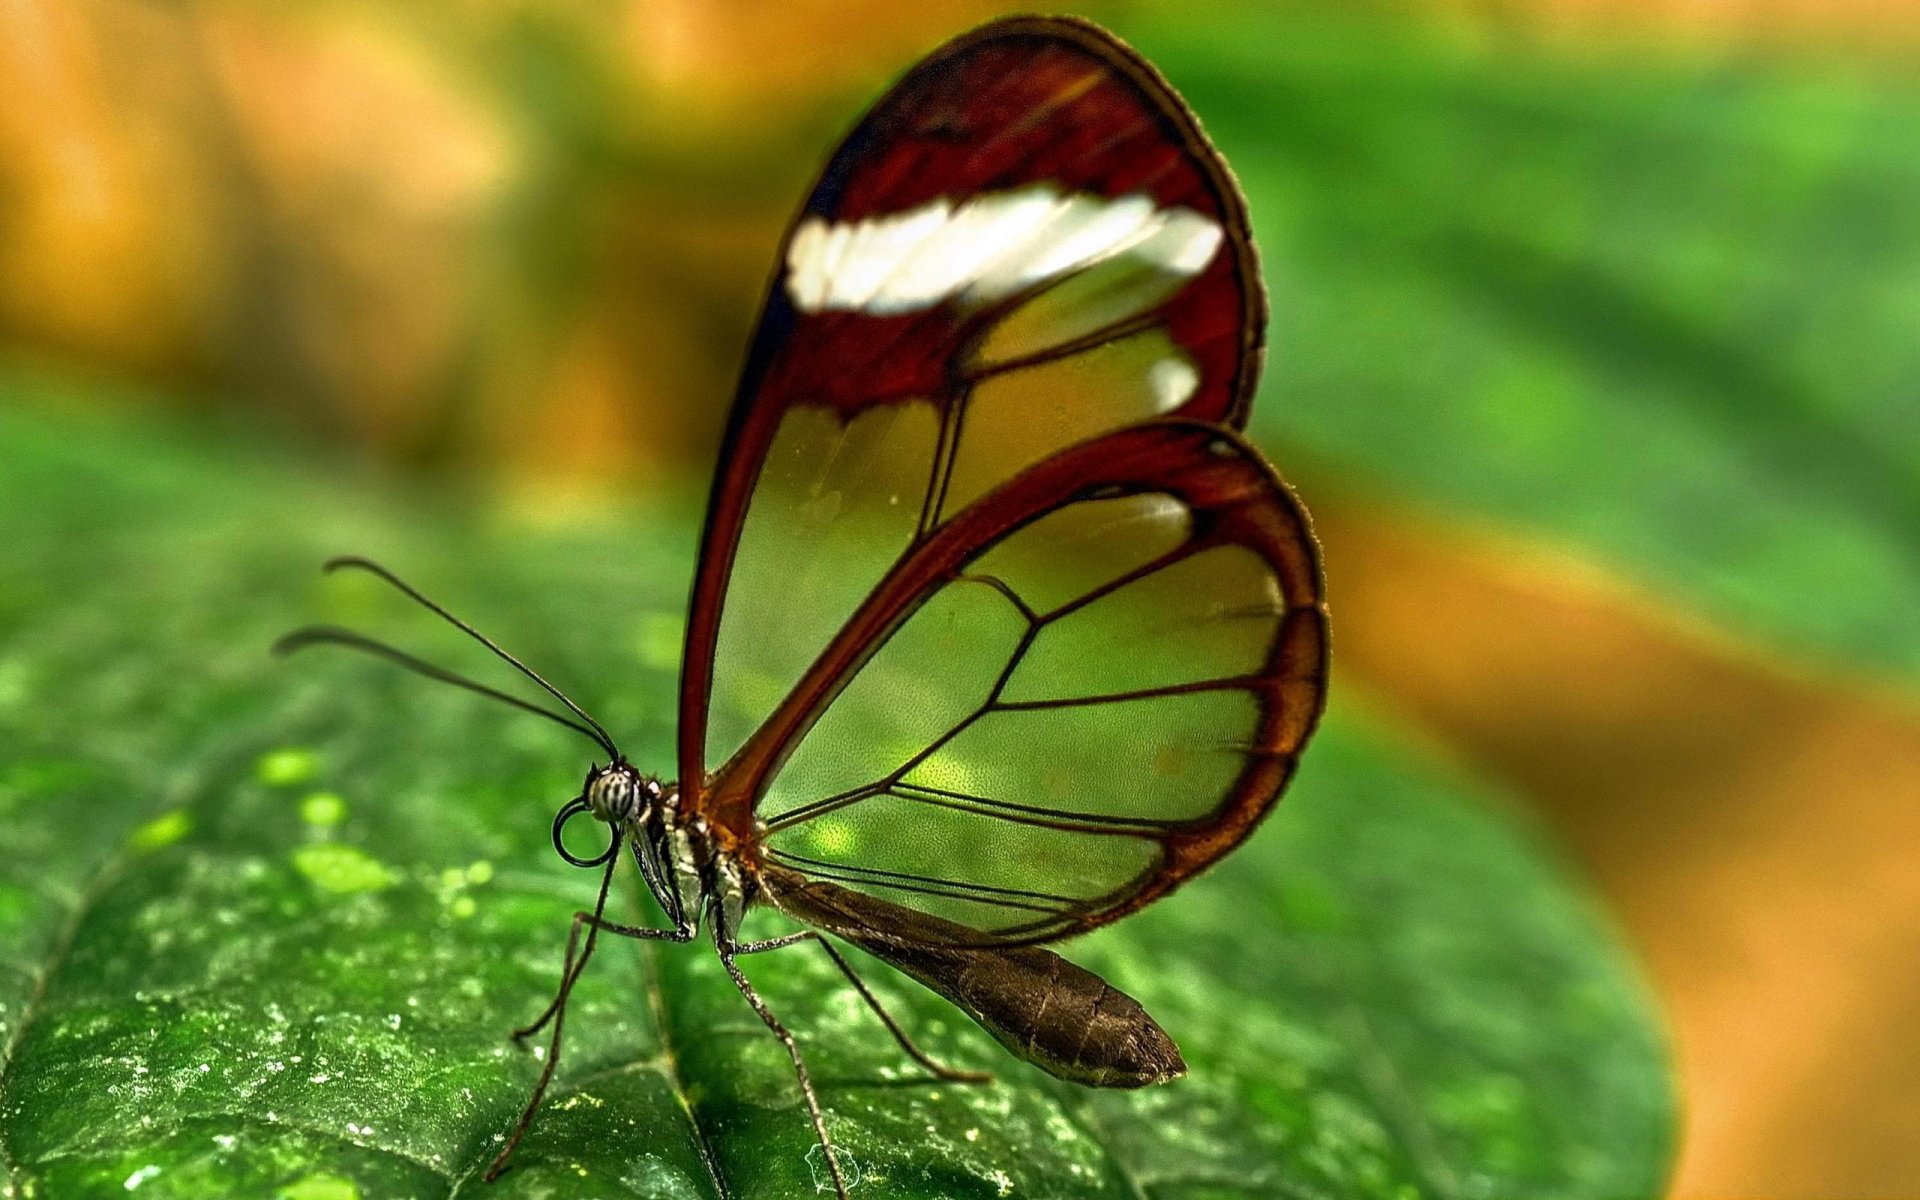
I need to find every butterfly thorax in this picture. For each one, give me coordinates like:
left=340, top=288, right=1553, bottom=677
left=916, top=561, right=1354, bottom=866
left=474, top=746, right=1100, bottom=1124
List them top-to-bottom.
left=585, top=763, right=751, bottom=940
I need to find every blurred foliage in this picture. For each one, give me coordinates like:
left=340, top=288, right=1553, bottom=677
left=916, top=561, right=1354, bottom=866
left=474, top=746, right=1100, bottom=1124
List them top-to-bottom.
left=3, top=0, right=1915, bottom=676
left=1128, top=5, right=1920, bottom=683
left=0, top=395, right=1670, bottom=1196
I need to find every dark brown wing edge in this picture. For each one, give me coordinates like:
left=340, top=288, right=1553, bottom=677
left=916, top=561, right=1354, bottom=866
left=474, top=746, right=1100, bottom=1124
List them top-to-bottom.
left=676, top=13, right=1268, bottom=822
left=967, top=14, right=1268, bottom=427
left=718, top=420, right=1329, bottom=945
left=762, top=866, right=1185, bottom=1088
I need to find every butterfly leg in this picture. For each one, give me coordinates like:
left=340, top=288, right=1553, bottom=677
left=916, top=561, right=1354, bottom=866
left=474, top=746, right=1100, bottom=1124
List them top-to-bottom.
left=486, top=852, right=693, bottom=1182
left=509, top=905, right=594, bottom=1045
left=510, top=911, right=694, bottom=1042
left=733, top=931, right=991, bottom=1084
left=718, top=946, right=850, bottom=1200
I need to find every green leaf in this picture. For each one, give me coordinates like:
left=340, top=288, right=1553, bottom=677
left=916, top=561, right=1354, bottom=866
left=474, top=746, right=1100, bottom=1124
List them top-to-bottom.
left=1120, top=5, right=1920, bottom=681
left=0, top=391, right=1671, bottom=1197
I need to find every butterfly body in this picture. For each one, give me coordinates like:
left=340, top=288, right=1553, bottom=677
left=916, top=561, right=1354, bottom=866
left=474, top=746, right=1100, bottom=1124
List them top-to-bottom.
left=284, top=16, right=1327, bottom=1197
left=578, top=757, right=1188, bottom=1092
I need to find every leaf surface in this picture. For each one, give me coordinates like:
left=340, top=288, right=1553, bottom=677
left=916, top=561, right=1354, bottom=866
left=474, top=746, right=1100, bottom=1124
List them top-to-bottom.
left=0, top=392, right=1670, bottom=1198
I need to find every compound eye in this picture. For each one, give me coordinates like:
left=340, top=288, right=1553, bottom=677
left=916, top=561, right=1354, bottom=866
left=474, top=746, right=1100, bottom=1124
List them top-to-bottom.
left=583, top=769, right=623, bottom=820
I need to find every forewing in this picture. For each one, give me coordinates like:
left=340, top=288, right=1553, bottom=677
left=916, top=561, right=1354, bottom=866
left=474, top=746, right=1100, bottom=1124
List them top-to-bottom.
left=678, top=17, right=1265, bottom=808
left=722, top=423, right=1327, bottom=946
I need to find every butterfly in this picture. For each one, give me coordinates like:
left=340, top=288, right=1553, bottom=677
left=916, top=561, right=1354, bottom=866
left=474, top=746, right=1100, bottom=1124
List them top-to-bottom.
left=280, top=15, right=1327, bottom=1195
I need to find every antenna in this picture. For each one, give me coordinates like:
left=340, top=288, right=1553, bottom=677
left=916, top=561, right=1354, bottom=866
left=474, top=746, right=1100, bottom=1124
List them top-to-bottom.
left=280, top=556, right=621, bottom=761
left=274, top=625, right=615, bottom=755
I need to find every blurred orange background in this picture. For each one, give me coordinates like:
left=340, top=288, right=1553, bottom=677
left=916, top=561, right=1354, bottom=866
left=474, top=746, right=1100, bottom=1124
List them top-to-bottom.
left=5, top=1, right=1919, bottom=1195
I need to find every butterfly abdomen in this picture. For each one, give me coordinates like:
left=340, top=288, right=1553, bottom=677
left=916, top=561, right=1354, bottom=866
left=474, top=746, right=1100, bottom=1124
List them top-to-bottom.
left=764, top=869, right=1186, bottom=1088
left=946, top=944, right=1187, bottom=1088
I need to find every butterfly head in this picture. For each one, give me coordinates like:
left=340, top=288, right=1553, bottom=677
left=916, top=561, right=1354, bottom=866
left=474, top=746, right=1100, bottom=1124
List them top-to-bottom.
left=583, top=761, right=661, bottom=826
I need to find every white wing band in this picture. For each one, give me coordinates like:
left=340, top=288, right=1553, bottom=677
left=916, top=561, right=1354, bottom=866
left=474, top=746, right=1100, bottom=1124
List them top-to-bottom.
left=785, top=185, right=1224, bottom=316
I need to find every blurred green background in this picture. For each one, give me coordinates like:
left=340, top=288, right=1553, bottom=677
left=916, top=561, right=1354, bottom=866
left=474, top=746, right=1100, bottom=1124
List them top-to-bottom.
left=3, top=0, right=1917, bottom=1196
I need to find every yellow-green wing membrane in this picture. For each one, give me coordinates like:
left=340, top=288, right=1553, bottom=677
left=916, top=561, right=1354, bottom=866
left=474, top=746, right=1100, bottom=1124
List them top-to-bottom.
left=723, top=424, right=1326, bottom=947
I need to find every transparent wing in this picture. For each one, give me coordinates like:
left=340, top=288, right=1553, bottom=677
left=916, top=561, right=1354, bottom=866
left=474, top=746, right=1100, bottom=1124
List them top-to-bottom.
left=678, top=17, right=1266, bottom=810
left=720, top=423, right=1327, bottom=946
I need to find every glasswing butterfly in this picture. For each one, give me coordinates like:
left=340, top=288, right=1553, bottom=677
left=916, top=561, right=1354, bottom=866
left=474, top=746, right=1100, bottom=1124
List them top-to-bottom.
left=280, top=14, right=1328, bottom=1194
